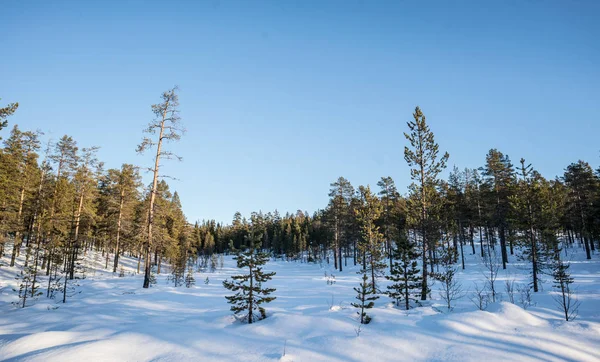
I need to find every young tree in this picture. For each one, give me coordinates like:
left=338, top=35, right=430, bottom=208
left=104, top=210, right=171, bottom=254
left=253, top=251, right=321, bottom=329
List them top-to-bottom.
left=137, top=87, right=184, bottom=288
left=404, top=106, right=449, bottom=300
left=355, top=185, right=386, bottom=292
left=385, top=233, right=421, bottom=310
left=222, top=239, right=276, bottom=324
left=481, top=246, right=500, bottom=302
left=432, top=247, right=463, bottom=311
left=13, top=254, right=42, bottom=308
left=551, top=257, right=580, bottom=321
left=185, top=262, right=195, bottom=288
left=352, top=273, right=378, bottom=324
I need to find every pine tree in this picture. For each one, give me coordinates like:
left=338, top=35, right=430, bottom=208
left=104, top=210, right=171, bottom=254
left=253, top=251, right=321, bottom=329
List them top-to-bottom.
left=137, top=87, right=184, bottom=288
left=0, top=99, right=19, bottom=138
left=404, top=106, right=449, bottom=301
left=2, top=126, right=41, bottom=266
left=46, top=135, right=78, bottom=279
left=67, top=147, right=100, bottom=280
left=482, top=149, right=515, bottom=269
left=512, top=159, right=542, bottom=292
left=563, top=161, right=597, bottom=260
left=105, top=164, right=142, bottom=273
left=447, top=167, right=468, bottom=269
left=377, top=176, right=401, bottom=272
left=327, top=177, right=354, bottom=271
left=355, top=185, right=386, bottom=292
left=386, top=233, right=421, bottom=310
left=222, top=239, right=276, bottom=324
left=432, top=247, right=463, bottom=311
left=352, top=273, right=378, bottom=324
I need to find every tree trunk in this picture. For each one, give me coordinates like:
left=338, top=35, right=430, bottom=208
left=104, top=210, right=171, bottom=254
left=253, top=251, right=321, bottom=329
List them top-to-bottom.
left=143, top=115, right=167, bottom=288
left=10, top=186, right=26, bottom=266
left=113, top=189, right=125, bottom=272
left=69, top=191, right=85, bottom=280
left=499, top=225, right=508, bottom=269
left=248, top=264, right=254, bottom=324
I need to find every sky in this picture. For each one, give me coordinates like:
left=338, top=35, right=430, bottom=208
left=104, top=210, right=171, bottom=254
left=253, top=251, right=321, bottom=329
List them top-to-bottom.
left=2, top=0, right=599, bottom=224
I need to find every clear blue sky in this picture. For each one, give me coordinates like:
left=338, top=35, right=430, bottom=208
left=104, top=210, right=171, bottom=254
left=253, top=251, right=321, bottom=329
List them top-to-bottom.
left=2, top=0, right=599, bottom=224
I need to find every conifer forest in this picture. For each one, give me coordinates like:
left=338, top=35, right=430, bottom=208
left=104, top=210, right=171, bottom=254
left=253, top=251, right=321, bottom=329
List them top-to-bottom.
left=1, top=2, right=599, bottom=361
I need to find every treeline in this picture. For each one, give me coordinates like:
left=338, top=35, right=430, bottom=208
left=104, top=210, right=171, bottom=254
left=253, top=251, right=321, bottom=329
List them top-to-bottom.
left=2, top=96, right=598, bottom=321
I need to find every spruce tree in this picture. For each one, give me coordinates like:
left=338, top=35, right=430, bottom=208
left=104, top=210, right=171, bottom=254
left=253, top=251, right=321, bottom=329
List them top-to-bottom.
left=386, top=233, right=421, bottom=310
left=222, top=238, right=276, bottom=324
left=185, top=262, right=195, bottom=287
left=352, top=273, right=378, bottom=324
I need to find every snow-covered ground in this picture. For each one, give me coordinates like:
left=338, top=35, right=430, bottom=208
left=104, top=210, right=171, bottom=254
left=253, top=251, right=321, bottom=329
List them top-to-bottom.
left=1, top=244, right=599, bottom=362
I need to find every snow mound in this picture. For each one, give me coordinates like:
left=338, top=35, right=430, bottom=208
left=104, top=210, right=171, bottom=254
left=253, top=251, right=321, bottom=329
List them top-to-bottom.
left=485, top=302, right=547, bottom=327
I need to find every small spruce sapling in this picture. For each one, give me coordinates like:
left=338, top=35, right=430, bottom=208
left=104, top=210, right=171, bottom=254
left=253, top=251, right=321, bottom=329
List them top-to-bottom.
left=385, top=234, right=421, bottom=310
left=222, top=240, right=276, bottom=324
left=185, top=264, right=195, bottom=288
left=352, top=273, right=378, bottom=324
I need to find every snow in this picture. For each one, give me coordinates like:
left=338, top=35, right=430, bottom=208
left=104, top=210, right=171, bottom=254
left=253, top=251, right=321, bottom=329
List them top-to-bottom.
left=1, top=245, right=599, bottom=361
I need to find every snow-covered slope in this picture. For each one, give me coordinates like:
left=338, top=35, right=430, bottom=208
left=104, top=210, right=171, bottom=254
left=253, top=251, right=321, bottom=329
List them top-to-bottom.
left=1, top=245, right=599, bottom=361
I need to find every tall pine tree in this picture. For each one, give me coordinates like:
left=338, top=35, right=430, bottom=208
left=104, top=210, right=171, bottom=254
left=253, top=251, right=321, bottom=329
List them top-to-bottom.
left=404, top=106, right=449, bottom=300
